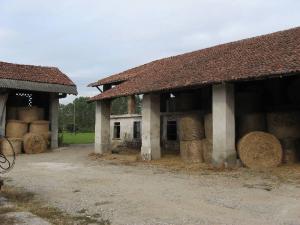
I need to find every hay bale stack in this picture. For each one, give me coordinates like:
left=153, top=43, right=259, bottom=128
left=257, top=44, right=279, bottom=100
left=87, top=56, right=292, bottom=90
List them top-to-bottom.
left=6, top=107, right=17, bottom=120
left=17, top=107, right=40, bottom=123
left=36, top=107, right=45, bottom=120
left=267, top=111, right=300, bottom=139
left=238, top=113, right=266, bottom=138
left=179, top=114, right=204, bottom=141
left=204, top=114, right=212, bottom=139
left=6, top=120, right=28, bottom=138
left=29, top=120, right=50, bottom=142
left=238, top=131, right=283, bottom=169
left=23, top=133, right=47, bottom=154
left=1, top=138, right=22, bottom=156
left=202, top=138, right=212, bottom=164
left=280, top=138, right=300, bottom=164
left=180, top=140, right=203, bottom=163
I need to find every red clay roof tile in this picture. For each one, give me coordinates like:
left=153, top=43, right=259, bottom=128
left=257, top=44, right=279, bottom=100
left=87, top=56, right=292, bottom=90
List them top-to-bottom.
left=89, top=26, right=300, bottom=101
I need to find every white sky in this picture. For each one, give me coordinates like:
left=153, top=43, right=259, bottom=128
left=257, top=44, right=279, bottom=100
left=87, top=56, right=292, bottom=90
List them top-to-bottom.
left=0, top=0, right=299, bottom=104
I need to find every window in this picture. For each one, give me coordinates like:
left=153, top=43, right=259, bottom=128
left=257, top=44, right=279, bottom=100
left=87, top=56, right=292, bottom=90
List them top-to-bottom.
left=133, top=121, right=141, bottom=139
left=167, top=121, right=177, bottom=140
left=113, top=122, right=120, bottom=139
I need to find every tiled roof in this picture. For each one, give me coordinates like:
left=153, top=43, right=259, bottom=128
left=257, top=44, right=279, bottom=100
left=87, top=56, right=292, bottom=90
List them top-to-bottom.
left=89, top=26, right=300, bottom=101
left=0, top=61, right=75, bottom=86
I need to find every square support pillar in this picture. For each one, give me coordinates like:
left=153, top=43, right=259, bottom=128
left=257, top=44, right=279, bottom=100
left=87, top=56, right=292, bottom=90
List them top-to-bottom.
left=212, top=83, right=237, bottom=167
left=49, top=93, right=59, bottom=149
left=141, top=94, right=161, bottom=160
left=95, top=100, right=111, bottom=154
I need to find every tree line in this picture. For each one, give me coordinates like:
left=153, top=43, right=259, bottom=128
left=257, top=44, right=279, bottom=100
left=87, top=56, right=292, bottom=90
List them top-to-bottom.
left=59, top=96, right=142, bottom=133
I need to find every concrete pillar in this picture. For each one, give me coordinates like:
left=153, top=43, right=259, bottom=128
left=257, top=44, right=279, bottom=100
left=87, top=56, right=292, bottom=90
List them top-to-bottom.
left=212, top=83, right=236, bottom=167
left=0, top=93, right=8, bottom=136
left=50, top=93, right=59, bottom=149
left=141, top=94, right=161, bottom=160
left=127, top=95, right=136, bottom=114
left=95, top=100, right=111, bottom=154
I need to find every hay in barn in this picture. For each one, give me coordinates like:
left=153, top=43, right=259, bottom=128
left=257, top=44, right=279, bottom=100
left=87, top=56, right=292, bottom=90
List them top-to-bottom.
left=6, top=107, right=17, bottom=120
left=17, top=107, right=40, bottom=123
left=36, top=107, right=45, bottom=120
left=267, top=111, right=300, bottom=139
left=238, top=113, right=266, bottom=138
left=179, top=114, right=204, bottom=141
left=204, top=114, right=212, bottom=139
left=6, top=120, right=28, bottom=138
left=29, top=120, right=50, bottom=143
left=238, top=131, right=282, bottom=169
left=23, top=133, right=47, bottom=154
left=1, top=138, right=22, bottom=156
left=202, top=138, right=212, bottom=164
left=280, top=138, right=300, bottom=164
left=180, top=140, right=203, bottom=163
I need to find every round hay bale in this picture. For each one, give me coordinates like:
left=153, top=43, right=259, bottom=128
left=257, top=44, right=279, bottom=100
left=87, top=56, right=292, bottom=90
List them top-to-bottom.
left=6, top=107, right=18, bottom=120
left=17, top=107, right=40, bottom=123
left=267, top=111, right=300, bottom=139
left=238, top=113, right=266, bottom=138
left=179, top=114, right=204, bottom=141
left=204, top=114, right=212, bottom=139
left=6, top=120, right=28, bottom=138
left=29, top=121, right=50, bottom=144
left=238, top=131, right=283, bottom=169
left=23, top=133, right=47, bottom=154
left=1, top=138, right=22, bottom=156
left=202, top=138, right=212, bottom=164
left=280, top=138, right=300, bottom=164
left=180, top=140, right=203, bottom=163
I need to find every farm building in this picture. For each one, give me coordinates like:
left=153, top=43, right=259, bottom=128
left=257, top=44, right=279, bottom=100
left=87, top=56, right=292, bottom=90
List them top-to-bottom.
left=89, top=26, right=300, bottom=168
left=0, top=61, right=77, bottom=154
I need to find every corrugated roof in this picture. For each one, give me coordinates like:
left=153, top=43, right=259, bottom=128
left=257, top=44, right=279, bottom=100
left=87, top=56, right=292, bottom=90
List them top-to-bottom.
left=89, top=26, right=300, bottom=101
left=0, top=61, right=77, bottom=94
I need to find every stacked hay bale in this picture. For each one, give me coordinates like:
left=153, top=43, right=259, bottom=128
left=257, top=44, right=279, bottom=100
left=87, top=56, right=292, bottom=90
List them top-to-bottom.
left=1, top=106, right=48, bottom=156
left=267, top=111, right=300, bottom=164
left=203, top=113, right=212, bottom=164
left=179, top=114, right=204, bottom=163
left=2, top=120, right=28, bottom=155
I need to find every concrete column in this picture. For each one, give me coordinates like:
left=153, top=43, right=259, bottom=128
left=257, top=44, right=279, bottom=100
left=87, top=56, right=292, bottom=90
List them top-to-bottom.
left=212, top=83, right=236, bottom=167
left=0, top=93, right=8, bottom=136
left=50, top=93, right=59, bottom=149
left=141, top=94, right=161, bottom=160
left=127, top=95, right=136, bottom=114
left=95, top=100, right=111, bottom=154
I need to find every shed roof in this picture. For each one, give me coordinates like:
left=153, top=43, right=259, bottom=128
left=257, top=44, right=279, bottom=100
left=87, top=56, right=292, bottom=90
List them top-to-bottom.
left=89, top=26, right=300, bottom=101
left=0, top=61, right=77, bottom=94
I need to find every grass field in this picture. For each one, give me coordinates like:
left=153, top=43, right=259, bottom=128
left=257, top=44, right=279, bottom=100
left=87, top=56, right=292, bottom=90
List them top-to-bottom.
left=60, top=132, right=95, bottom=145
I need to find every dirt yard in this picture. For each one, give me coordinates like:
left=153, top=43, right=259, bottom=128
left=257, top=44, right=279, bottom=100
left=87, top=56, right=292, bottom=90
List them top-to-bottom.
left=2, top=145, right=300, bottom=225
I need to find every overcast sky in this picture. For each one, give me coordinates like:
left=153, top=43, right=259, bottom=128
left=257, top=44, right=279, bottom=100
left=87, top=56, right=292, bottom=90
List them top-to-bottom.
left=0, top=0, right=299, bottom=104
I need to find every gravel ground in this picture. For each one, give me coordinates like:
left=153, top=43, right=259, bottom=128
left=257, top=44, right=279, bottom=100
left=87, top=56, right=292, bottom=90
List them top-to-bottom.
left=4, top=145, right=300, bottom=225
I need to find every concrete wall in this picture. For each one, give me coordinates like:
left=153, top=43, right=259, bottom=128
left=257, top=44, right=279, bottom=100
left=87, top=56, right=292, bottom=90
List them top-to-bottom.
left=110, top=114, right=142, bottom=149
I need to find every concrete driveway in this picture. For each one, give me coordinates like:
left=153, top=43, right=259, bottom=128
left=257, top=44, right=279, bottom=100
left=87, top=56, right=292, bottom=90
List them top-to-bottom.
left=4, top=145, right=300, bottom=225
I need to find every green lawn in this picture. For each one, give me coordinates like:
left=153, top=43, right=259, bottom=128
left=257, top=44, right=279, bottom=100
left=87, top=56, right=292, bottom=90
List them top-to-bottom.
left=60, top=132, right=95, bottom=145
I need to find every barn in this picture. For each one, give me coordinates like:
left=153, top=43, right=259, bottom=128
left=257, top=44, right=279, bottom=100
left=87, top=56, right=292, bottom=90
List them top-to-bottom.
left=88, top=27, right=300, bottom=168
left=0, top=61, right=77, bottom=153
